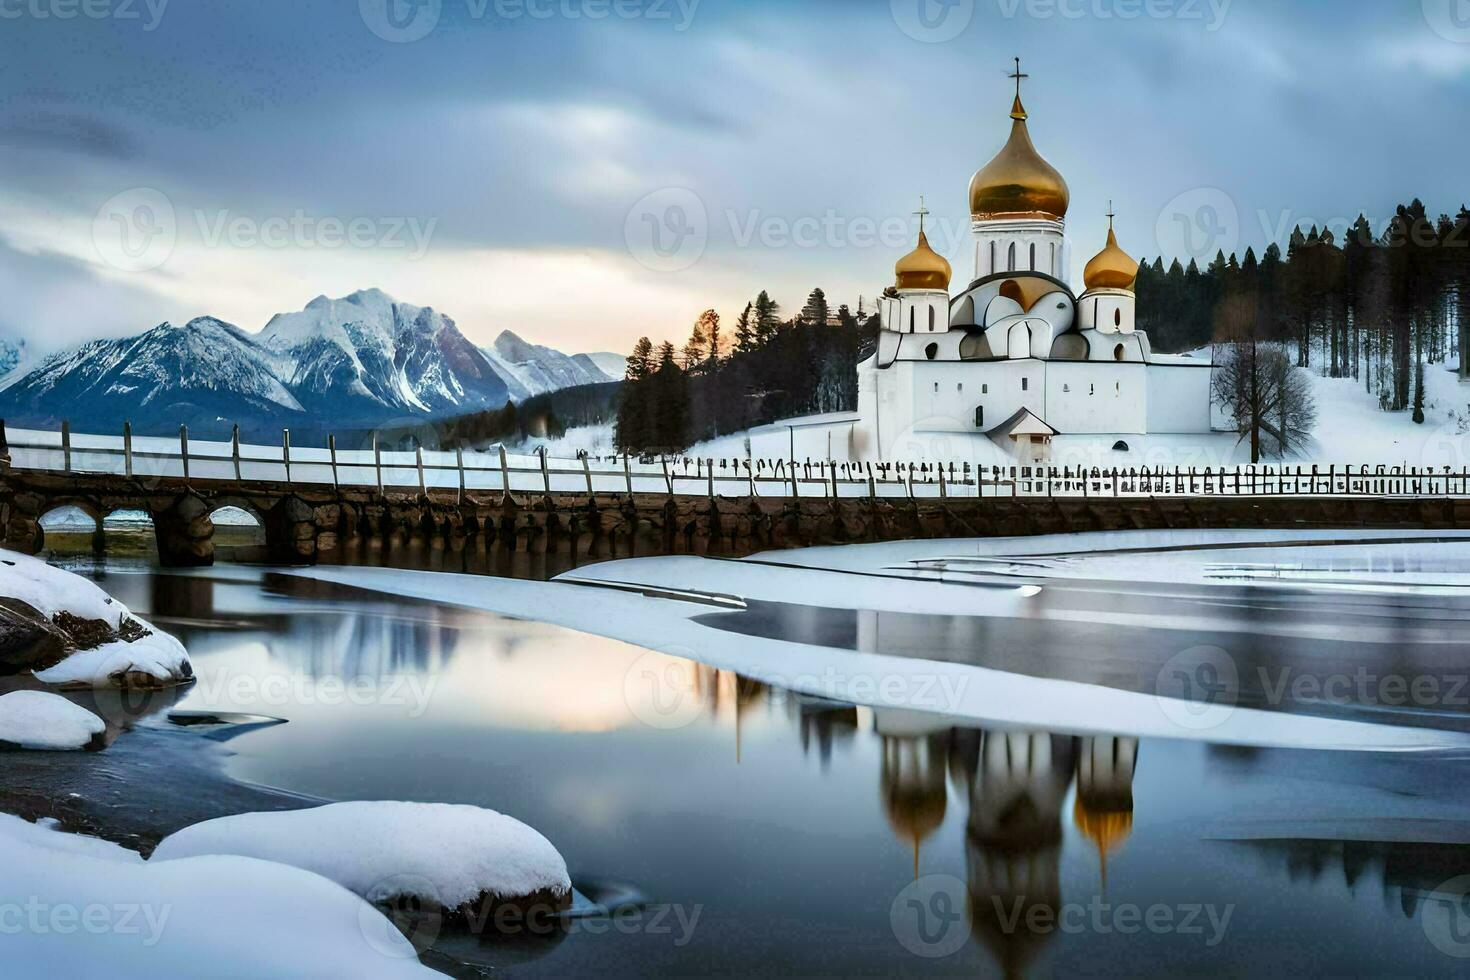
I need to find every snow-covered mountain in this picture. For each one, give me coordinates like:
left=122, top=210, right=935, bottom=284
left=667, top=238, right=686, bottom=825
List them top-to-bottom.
left=259, top=290, right=510, bottom=419
left=0, top=291, right=614, bottom=438
left=0, top=318, right=305, bottom=435
left=481, top=331, right=619, bottom=399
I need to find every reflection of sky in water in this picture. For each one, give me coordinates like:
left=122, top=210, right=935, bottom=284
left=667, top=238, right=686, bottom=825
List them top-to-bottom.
left=77, top=565, right=1470, bottom=976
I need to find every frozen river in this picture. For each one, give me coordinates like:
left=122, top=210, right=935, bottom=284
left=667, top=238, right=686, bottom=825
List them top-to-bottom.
left=33, top=529, right=1470, bottom=976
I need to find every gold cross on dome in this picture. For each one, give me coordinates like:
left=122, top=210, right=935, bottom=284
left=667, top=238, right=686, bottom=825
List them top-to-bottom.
left=1107, top=200, right=1116, bottom=229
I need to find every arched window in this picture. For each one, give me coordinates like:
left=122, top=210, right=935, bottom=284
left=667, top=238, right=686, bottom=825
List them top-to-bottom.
left=989, top=241, right=997, bottom=275
left=1008, top=242, right=1017, bottom=271
left=1051, top=242, right=1058, bottom=275
left=1029, top=243, right=1037, bottom=270
left=908, top=307, right=914, bottom=332
left=928, top=307, right=936, bottom=332
left=1115, top=308, right=1122, bottom=328
left=925, top=343, right=939, bottom=361
left=1114, top=343, right=1126, bottom=362
left=975, top=406, right=985, bottom=428
left=1112, top=440, right=1130, bottom=452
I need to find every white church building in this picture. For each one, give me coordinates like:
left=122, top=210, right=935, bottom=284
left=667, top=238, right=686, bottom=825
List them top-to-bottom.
left=761, top=68, right=1215, bottom=467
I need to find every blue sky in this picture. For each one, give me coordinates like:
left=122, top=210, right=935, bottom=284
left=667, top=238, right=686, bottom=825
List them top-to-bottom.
left=1, top=0, right=1468, bottom=356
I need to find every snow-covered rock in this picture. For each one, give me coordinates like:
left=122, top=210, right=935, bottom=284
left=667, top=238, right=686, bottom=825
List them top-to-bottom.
left=0, top=550, right=192, bottom=689
left=0, top=690, right=105, bottom=750
left=152, top=801, right=572, bottom=923
left=0, top=813, right=436, bottom=976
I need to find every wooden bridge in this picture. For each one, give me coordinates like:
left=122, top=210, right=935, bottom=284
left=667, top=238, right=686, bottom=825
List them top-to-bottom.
left=4, top=422, right=1470, bottom=567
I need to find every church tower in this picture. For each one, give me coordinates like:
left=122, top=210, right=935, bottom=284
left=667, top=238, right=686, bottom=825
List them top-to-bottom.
left=969, top=60, right=1070, bottom=284
left=883, top=199, right=952, bottom=335
left=1079, top=207, right=1140, bottom=334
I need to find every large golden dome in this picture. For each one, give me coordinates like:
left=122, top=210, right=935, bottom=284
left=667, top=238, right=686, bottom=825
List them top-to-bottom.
left=968, top=94, right=1070, bottom=222
left=1083, top=220, right=1139, bottom=291
left=895, top=228, right=952, bottom=291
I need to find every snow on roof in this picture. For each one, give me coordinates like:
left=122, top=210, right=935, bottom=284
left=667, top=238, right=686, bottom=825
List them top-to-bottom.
left=986, top=407, right=1058, bottom=439
left=748, top=411, right=861, bottom=434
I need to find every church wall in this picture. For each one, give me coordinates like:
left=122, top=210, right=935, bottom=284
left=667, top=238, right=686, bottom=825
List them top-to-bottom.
left=971, top=218, right=1068, bottom=282
left=1046, top=362, right=1147, bottom=434
left=1146, top=365, right=1213, bottom=433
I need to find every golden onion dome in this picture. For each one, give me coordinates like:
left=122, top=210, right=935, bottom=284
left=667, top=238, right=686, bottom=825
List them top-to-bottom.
left=968, top=94, right=1070, bottom=222
left=1083, top=220, right=1140, bottom=292
left=895, top=228, right=952, bottom=291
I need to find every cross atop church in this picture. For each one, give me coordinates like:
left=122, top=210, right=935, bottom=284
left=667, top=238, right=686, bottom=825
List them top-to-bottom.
left=1008, top=57, right=1029, bottom=120
left=1009, top=57, right=1028, bottom=99
left=914, top=195, right=930, bottom=235
left=1107, top=200, right=1116, bottom=229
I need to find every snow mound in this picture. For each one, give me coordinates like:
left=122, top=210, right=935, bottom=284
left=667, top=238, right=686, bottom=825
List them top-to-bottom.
left=0, top=550, right=126, bottom=628
left=0, top=551, right=193, bottom=688
left=35, top=620, right=192, bottom=688
left=0, top=691, right=104, bottom=750
left=152, top=801, right=571, bottom=911
left=0, top=814, right=435, bottom=977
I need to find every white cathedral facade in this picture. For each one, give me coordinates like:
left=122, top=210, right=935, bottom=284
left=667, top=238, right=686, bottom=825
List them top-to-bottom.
left=772, top=70, right=1214, bottom=466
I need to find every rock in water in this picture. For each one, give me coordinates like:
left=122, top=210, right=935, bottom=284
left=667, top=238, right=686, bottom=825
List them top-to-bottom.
left=0, top=690, right=105, bottom=750
left=150, top=801, right=573, bottom=936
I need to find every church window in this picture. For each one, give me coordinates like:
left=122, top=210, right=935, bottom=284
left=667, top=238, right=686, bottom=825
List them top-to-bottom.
left=989, top=241, right=996, bottom=274
left=1051, top=242, right=1058, bottom=275
left=1008, top=243, right=1016, bottom=270
left=1029, top=243, right=1037, bottom=270
left=928, top=307, right=936, bottom=332
left=909, top=308, right=915, bottom=332
left=1115, top=308, right=1122, bottom=328
left=925, top=343, right=939, bottom=361
left=1115, top=343, right=1126, bottom=362
left=1021, top=377, right=1029, bottom=392
left=1116, top=381, right=1121, bottom=393
left=934, top=382, right=940, bottom=392
left=957, top=383, right=964, bottom=392
left=1089, top=383, right=1095, bottom=395
left=982, top=384, right=989, bottom=394
left=1063, top=384, right=1070, bottom=393
left=975, top=406, right=984, bottom=428
left=1113, top=440, right=1130, bottom=452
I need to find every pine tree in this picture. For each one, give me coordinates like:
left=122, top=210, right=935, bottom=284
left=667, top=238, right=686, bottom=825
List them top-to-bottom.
left=800, top=287, right=830, bottom=328
left=753, top=291, right=781, bottom=346
left=734, top=302, right=756, bottom=354
left=614, top=337, right=654, bottom=454
left=1413, top=359, right=1426, bottom=424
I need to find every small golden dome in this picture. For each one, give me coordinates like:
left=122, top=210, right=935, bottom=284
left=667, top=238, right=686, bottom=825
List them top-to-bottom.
left=968, top=94, right=1070, bottom=222
left=1083, top=221, right=1139, bottom=292
left=895, top=228, right=952, bottom=291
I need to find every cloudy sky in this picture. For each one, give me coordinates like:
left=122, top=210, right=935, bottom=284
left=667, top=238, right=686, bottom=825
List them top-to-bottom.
left=1, top=0, right=1468, bottom=358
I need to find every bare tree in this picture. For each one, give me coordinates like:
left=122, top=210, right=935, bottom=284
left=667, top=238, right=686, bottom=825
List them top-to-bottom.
left=1212, top=342, right=1317, bottom=461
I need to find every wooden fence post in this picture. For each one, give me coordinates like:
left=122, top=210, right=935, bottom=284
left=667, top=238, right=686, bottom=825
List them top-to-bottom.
left=61, top=420, right=71, bottom=474
left=123, top=421, right=133, bottom=479
left=180, top=424, right=190, bottom=484
left=231, top=424, right=242, bottom=481
left=282, top=429, right=292, bottom=484
left=374, top=433, right=384, bottom=497
left=328, top=434, right=339, bottom=489
left=499, top=445, right=511, bottom=495
left=416, top=446, right=427, bottom=496
left=458, top=448, right=467, bottom=504
left=540, top=448, right=551, bottom=495
left=582, top=454, right=594, bottom=496
left=624, top=454, right=635, bottom=496
left=661, top=457, right=674, bottom=496
left=707, top=457, right=715, bottom=498
left=789, top=458, right=799, bottom=498
left=867, top=461, right=877, bottom=498
left=937, top=461, right=947, bottom=499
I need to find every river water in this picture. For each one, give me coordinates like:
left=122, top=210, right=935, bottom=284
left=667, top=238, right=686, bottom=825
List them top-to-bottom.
left=32, top=534, right=1470, bottom=977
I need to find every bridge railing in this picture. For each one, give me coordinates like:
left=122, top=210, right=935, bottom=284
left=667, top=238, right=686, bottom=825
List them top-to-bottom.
left=5, top=422, right=1469, bottom=501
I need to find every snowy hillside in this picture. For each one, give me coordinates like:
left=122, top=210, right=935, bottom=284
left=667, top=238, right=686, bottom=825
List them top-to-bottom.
left=0, top=291, right=618, bottom=438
